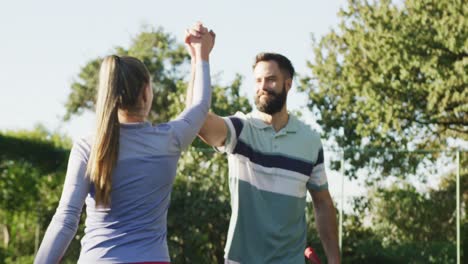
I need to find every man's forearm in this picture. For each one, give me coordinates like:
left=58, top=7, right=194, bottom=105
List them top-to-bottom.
left=313, top=196, right=340, bottom=263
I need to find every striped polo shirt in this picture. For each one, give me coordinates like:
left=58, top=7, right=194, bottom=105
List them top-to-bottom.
left=218, top=111, right=327, bottom=264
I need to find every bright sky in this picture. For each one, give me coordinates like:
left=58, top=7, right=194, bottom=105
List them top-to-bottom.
left=0, top=0, right=347, bottom=139
left=1, top=0, right=373, bottom=204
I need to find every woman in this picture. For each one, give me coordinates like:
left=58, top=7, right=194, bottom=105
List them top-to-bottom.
left=35, top=24, right=214, bottom=264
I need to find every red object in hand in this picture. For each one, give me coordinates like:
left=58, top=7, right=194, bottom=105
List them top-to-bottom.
left=305, top=247, right=322, bottom=264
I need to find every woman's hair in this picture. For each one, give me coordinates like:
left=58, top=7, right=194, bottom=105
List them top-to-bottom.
left=86, top=55, right=150, bottom=207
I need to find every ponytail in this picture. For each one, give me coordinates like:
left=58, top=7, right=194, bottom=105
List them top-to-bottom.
left=86, top=55, right=150, bottom=207
left=86, top=56, right=121, bottom=207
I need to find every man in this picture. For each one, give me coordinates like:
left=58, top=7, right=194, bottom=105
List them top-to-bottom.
left=186, top=24, right=340, bottom=264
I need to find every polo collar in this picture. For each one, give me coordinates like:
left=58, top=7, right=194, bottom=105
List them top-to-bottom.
left=248, top=111, right=299, bottom=133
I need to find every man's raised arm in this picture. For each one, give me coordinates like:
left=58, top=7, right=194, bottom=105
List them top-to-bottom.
left=184, top=23, right=228, bottom=148
left=198, top=112, right=228, bottom=147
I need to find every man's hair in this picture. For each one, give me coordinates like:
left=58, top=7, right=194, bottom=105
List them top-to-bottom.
left=253, top=52, right=295, bottom=79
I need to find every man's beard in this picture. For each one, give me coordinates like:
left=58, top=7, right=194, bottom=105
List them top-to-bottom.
left=254, top=83, right=287, bottom=115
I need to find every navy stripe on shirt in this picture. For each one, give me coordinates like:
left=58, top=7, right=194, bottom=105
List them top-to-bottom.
left=228, top=117, right=244, bottom=139
left=233, top=139, right=313, bottom=177
left=315, top=148, right=324, bottom=166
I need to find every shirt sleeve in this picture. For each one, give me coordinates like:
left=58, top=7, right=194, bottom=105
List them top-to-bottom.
left=169, top=61, right=211, bottom=151
left=214, top=112, right=246, bottom=154
left=34, top=139, right=90, bottom=264
left=306, top=140, right=328, bottom=192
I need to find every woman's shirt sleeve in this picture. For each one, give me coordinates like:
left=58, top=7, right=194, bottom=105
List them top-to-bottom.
left=170, top=61, right=211, bottom=151
left=34, top=138, right=90, bottom=264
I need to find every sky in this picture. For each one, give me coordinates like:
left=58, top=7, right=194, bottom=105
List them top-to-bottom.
left=0, top=0, right=374, bottom=206
left=0, top=0, right=348, bottom=139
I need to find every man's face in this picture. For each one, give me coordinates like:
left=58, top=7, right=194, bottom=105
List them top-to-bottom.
left=253, top=60, right=289, bottom=115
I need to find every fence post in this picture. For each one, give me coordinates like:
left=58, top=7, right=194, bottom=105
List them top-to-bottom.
left=339, top=149, right=345, bottom=255
left=456, top=150, right=460, bottom=264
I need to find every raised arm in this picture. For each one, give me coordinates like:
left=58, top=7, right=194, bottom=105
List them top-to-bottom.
left=170, top=23, right=215, bottom=150
left=184, top=23, right=228, bottom=148
left=184, top=23, right=215, bottom=108
left=183, top=27, right=199, bottom=109
left=185, top=59, right=196, bottom=109
left=198, top=112, right=228, bottom=147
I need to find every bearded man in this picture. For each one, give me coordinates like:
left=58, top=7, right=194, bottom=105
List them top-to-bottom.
left=188, top=41, right=339, bottom=263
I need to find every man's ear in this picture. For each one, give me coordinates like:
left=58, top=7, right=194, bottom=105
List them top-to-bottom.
left=285, top=78, right=293, bottom=92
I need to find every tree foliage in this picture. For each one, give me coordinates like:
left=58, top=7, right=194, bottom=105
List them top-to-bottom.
left=300, top=0, right=467, bottom=177
left=64, top=27, right=189, bottom=123
left=0, top=125, right=70, bottom=174
left=0, top=128, right=75, bottom=264
left=341, top=167, right=466, bottom=263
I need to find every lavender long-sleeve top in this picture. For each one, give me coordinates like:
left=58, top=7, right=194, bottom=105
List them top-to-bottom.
left=34, top=61, right=211, bottom=264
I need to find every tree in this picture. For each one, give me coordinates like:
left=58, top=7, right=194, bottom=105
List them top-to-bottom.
left=300, top=0, right=467, bottom=178
left=301, top=1, right=466, bottom=261
left=65, top=26, right=189, bottom=123
left=0, top=125, right=70, bottom=174
left=0, top=127, right=74, bottom=264
left=346, top=168, right=466, bottom=263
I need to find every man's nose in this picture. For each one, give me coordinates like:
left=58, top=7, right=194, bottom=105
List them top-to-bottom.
left=259, top=80, right=269, bottom=91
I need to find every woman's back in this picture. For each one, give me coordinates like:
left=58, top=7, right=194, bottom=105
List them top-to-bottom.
left=79, top=122, right=181, bottom=262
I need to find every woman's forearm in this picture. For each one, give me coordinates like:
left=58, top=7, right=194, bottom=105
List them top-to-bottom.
left=185, top=59, right=196, bottom=108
